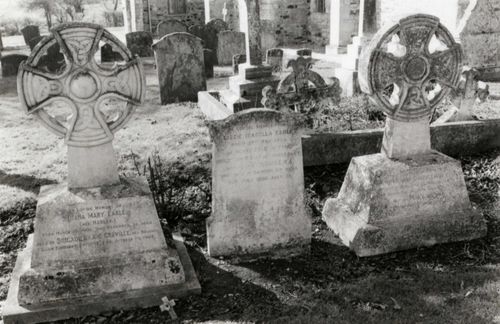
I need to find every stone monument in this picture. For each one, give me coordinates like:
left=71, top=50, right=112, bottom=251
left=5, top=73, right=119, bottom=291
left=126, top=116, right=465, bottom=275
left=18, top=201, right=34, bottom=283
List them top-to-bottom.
left=217, top=0, right=280, bottom=112
left=322, top=15, right=487, bottom=257
left=3, top=23, right=200, bottom=324
left=21, top=25, right=40, bottom=46
left=216, top=30, right=245, bottom=65
left=126, top=31, right=154, bottom=57
left=153, top=32, right=206, bottom=104
left=204, top=48, right=216, bottom=78
left=266, top=48, right=284, bottom=73
left=232, top=53, right=246, bottom=74
left=1, top=54, right=28, bottom=77
left=262, top=57, right=342, bottom=114
left=207, top=109, right=311, bottom=259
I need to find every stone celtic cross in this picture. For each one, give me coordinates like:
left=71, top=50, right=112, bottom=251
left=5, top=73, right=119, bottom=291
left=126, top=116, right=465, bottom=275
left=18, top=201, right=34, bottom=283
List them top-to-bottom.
left=358, top=14, right=462, bottom=158
left=359, top=14, right=462, bottom=121
left=18, top=23, right=145, bottom=188
left=262, top=57, right=342, bottom=113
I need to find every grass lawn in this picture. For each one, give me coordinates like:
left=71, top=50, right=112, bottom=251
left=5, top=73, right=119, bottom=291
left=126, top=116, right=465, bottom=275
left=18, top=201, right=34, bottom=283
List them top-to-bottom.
left=0, top=65, right=500, bottom=324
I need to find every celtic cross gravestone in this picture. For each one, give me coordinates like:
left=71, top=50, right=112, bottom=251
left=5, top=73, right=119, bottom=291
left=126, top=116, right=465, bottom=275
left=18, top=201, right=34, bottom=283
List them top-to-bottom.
left=322, top=15, right=486, bottom=257
left=3, top=23, right=199, bottom=324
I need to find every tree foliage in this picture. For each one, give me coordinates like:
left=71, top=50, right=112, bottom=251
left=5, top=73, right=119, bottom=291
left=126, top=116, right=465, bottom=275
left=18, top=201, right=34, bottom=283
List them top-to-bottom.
left=22, top=0, right=86, bottom=29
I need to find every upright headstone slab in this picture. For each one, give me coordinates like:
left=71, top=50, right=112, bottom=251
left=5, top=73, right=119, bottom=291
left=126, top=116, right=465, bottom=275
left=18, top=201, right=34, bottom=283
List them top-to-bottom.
left=459, top=0, right=500, bottom=80
left=322, top=14, right=486, bottom=257
left=157, top=19, right=188, bottom=38
left=3, top=23, right=200, bottom=324
left=189, top=24, right=219, bottom=52
left=21, top=25, right=40, bottom=46
left=216, top=30, right=245, bottom=65
left=126, top=31, right=154, bottom=57
left=153, top=32, right=207, bottom=104
left=27, top=35, right=43, bottom=50
left=36, top=41, right=66, bottom=74
left=101, top=43, right=123, bottom=62
left=204, top=48, right=215, bottom=78
left=266, top=48, right=284, bottom=72
left=232, top=53, right=246, bottom=74
left=1, top=54, right=28, bottom=77
left=262, top=57, right=342, bottom=113
left=207, top=109, right=311, bottom=259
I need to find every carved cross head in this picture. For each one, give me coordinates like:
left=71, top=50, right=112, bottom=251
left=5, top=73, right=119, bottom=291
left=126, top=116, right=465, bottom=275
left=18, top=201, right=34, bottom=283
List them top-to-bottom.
left=18, top=23, right=145, bottom=148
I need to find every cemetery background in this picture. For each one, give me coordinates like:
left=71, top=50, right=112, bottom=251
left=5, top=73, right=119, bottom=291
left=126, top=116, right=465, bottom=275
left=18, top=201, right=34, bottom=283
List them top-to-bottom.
left=0, top=59, right=499, bottom=323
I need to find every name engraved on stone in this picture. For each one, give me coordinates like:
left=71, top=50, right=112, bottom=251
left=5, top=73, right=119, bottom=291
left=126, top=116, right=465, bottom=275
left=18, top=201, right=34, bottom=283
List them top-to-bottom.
left=208, top=109, right=310, bottom=257
left=215, top=123, right=300, bottom=189
left=374, top=164, right=466, bottom=221
left=33, top=196, right=165, bottom=266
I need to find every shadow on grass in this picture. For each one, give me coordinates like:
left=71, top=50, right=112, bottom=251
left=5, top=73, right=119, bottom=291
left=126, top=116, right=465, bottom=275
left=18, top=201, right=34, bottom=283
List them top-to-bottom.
left=0, top=170, right=57, bottom=194
left=238, top=239, right=500, bottom=323
left=79, top=247, right=289, bottom=323
left=176, top=247, right=288, bottom=322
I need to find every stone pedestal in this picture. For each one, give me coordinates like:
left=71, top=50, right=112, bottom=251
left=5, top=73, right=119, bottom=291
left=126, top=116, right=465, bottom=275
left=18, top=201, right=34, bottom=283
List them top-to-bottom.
left=382, top=118, right=431, bottom=159
left=68, top=143, right=120, bottom=189
left=322, top=152, right=487, bottom=257
left=2, top=177, right=200, bottom=324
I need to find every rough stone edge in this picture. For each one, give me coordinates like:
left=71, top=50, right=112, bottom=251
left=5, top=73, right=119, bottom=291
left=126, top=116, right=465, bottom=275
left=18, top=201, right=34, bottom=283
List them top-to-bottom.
left=206, top=108, right=307, bottom=143
left=322, top=153, right=488, bottom=257
left=2, top=233, right=200, bottom=324
left=209, top=240, right=311, bottom=264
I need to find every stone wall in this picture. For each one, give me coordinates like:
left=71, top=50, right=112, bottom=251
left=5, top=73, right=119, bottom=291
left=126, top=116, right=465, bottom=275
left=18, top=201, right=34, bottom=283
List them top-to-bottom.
left=141, top=0, right=205, bottom=32
left=376, top=0, right=461, bottom=34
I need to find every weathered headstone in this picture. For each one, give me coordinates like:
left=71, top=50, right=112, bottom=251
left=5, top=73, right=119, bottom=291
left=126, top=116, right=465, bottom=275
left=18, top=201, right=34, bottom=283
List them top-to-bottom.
left=323, top=14, right=486, bottom=257
left=206, top=18, right=229, bottom=34
left=157, top=19, right=188, bottom=38
left=3, top=23, right=200, bottom=324
left=189, top=24, right=219, bottom=53
left=21, top=25, right=40, bottom=46
left=216, top=30, right=245, bottom=65
left=126, top=31, right=154, bottom=57
left=153, top=32, right=206, bottom=104
left=27, top=35, right=43, bottom=50
left=101, top=43, right=123, bottom=62
left=204, top=48, right=215, bottom=78
left=266, top=48, right=284, bottom=72
left=232, top=53, right=246, bottom=74
left=1, top=54, right=28, bottom=77
left=207, top=108, right=311, bottom=259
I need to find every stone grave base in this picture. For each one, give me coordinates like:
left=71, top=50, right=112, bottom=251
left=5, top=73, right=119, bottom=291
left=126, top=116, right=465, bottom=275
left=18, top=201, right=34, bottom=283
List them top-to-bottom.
left=322, top=151, right=487, bottom=257
left=2, top=178, right=200, bottom=324
left=2, top=234, right=200, bottom=324
left=208, top=240, right=311, bottom=263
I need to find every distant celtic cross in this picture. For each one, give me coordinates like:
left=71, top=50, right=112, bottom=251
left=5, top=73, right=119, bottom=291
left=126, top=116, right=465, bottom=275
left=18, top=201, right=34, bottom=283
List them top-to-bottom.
left=359, top=14, right=462, bottom=121
left=18, top=23, right=145, bottom=148
left=262, top=56, right=342, bottom=112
